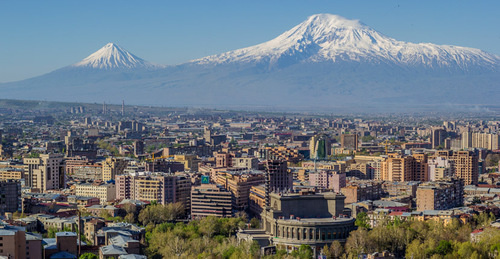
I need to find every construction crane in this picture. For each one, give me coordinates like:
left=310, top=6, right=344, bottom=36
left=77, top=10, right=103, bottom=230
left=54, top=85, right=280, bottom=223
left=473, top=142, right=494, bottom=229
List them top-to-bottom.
left=379, top=139, right=390, bottom=155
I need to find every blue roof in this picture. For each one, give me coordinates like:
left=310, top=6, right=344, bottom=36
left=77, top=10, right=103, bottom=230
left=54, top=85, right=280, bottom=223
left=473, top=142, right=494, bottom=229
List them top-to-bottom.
left=50, top=251, right=77, bottom=259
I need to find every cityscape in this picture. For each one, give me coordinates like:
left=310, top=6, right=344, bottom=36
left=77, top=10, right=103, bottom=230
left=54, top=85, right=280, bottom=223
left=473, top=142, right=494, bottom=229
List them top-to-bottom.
left=1, top=2, right=500, bottom=259
left=0, top=101, right=499, bottom=258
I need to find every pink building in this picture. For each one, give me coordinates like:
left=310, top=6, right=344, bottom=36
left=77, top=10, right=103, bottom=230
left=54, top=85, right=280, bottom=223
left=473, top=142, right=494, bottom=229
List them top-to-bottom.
left=309, top=170, right=346, bottom=193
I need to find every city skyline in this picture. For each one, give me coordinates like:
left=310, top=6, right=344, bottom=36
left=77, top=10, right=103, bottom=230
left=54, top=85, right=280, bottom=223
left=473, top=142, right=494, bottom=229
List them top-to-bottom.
left=1, top=0, right=499, bottom=82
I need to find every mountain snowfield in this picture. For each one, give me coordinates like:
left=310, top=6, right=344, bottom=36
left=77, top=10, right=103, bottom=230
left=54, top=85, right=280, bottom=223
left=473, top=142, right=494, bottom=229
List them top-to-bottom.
left=1, top=14, right=499, bottom=112
left=194, top=14, right=499, bottom=70
left=72, top=43, right=161, bottom=69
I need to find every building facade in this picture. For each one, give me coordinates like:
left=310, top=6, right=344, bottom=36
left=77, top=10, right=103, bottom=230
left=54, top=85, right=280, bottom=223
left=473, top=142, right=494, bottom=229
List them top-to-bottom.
left=24, top=153, right=65, bottom=191
left=102, top=157, right=128, bottom=182
left=309, top=170, right=346, bottom=193
left=416, top=177, right=464, bottom=211
left=75, top=182, right=116, bottom=205
left=191, top=184, right=233, bottom=218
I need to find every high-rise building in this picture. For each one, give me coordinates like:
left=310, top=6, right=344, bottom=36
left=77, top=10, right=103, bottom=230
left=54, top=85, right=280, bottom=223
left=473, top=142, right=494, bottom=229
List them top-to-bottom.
left=431, top=128, right=447, bottom=148
left=461, top=131, right=472, bottom=149
left=462, top=132, right=500, bottom=150
left=309, top=134, right=331, bottom=159
left=341, top=134, right=358, bottom=150
left=133, top=140, right=144, bottom=156
left=432, top=150, right=478, bottom=185
left=453, top=151, right=479, bottom=185
left=24, top=153, right=65, bottom=191
left=380, top=153, right=428, bottom=182
left=102, top=157, right=128, bottom=182
left=265, top=160, right=292, bottom=193
left=215, top=170, right=265, bottom=211
left=115, top=173, right=191, bottom=211
left=416, top=177, right=463, bottom=211
left=0, top=179, right=21, bottom=214
left=191, top=184, right=233, bottom=218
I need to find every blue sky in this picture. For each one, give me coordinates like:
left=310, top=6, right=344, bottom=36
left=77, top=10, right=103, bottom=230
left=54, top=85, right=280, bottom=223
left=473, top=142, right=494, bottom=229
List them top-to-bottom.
left=1, top=0, right=499, bottom=82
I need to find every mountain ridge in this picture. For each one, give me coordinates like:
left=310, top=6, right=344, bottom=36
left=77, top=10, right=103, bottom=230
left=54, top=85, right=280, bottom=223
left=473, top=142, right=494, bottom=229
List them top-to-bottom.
left=1, top=13, right=499, bottom=112
left=191, top=14, right=499, bottom=71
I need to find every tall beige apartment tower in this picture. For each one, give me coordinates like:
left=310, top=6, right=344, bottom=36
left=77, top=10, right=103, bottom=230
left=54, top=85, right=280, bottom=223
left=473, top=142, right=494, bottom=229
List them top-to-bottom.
left=431, top=150, right=478, bottom=185
left=24, top=153, right=64, bottom=192
left=102, top=157, right=128, bottom=182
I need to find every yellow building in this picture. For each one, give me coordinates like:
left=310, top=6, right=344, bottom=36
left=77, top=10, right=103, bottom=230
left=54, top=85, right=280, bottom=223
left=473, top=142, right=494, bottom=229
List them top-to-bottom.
left=174, top=154, right=200, bottom=172
left=102, top=157, right=128, bottom=182
left=75, top=182, right=116, bottom=204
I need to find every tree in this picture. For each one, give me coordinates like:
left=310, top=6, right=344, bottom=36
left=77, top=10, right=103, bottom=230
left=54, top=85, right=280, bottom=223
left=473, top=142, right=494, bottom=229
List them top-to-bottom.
left=138, top=202, right=184, bottom=226
left=355, top=212, right=370, bottom=229
left=199, top=216, right=221, bottom=238
left=250, top=217, right=260, bottom=229
left=345, top=228, right=371, bottom=256
left=329, top=240, right=344, bottom=259
left=434, top=240, right=452, bottom=255
left=298, top=244, right=313, bottom=259
left=79, top=252, right=98, bottom=259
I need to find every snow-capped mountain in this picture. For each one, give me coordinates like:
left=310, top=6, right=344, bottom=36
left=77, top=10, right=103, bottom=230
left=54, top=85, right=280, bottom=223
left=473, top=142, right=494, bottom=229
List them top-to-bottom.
left=1, top=14, right=499, bottom=112
left=194, top=14, right=499, bottom=71
left=72, top=43, right=160, bottom=69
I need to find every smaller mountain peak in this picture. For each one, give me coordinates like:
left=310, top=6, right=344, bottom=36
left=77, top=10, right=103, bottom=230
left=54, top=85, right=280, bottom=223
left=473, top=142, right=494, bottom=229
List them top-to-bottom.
left=73, top=43, right=156, bottom=70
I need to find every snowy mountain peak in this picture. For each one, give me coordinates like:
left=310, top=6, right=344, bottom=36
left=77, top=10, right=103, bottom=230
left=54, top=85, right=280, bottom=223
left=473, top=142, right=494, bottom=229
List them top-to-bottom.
left=193, top=13, right=500, bottom=70
left=303, top=13, right=366, bottom=31
left=73, top=43, right=156, bottom=69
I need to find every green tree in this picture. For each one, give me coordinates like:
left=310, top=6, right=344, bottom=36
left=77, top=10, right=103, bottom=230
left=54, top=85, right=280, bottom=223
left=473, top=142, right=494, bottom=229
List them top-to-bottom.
left=355, top=212, right=370, bottom=229
left=250, top=217, right=260, bottom=229
left=434, top=240, right=452, bottom=255
left=79, top=252, right=98, bottom=259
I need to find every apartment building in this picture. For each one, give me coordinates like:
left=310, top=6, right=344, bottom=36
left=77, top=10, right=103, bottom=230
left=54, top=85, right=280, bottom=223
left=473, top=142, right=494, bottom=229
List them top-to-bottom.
left=24, top=153, right=65, bottom=191
left=215, top=170, right=265, bottom=210
left=309, top=170, right=346, bottom=193
left=116, top=172, right=191, bottom=210
left=416, top=177, right=464, bottom=211
left=75, top=182, right=116, bottom=204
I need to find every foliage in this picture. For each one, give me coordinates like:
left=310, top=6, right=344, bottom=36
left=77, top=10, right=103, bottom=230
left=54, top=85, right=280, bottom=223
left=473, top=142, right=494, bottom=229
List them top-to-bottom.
left=361, top=135, right=375, bottom=142
left=97, top=140, right=120, bottom=156
left=28, top=151, right=40, bottom=158
left=485, top=153, right=500, bottom=167
left=138, top=202, right=185, bottom=226
left=99, top=210, right=124, bottom=222
left=354, top=212, right=370, bottom=229
left=338, top=213, right=500, bottom=258
left=145, top=215, right=256, bottom=258
left=250, top=217, right=261, bottom=229
left=44, top=226, right=72, bottom=238
left=79, top=253, right=98, bottom=259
